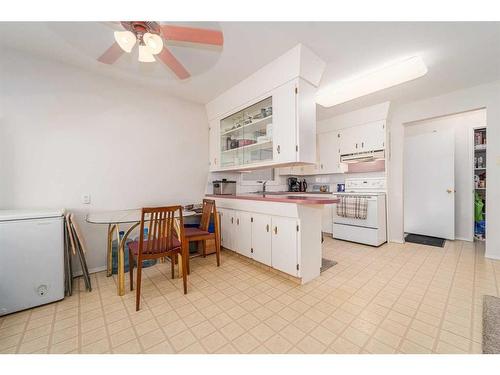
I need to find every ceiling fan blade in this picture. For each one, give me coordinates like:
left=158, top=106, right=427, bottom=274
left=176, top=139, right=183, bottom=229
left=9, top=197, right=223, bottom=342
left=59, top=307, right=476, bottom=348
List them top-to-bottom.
left=160, top=25, right=223, bottom=46
left=97, top=42, right=124, bottom=64
left=158, top=47, right=191, bottom=79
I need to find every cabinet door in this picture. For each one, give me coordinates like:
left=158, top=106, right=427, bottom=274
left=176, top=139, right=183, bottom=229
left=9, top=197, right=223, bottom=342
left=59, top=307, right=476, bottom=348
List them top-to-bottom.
left=272, top=80, right=297, bottom=164
left=208, top=120, right=220, bottom=171
left=360, top=121, right=385, bottom=151
left=339, top=126, right=358, bottom=155
left=318, top=131, right=340, bottom=174
left=219, top=208, right=234, bottom=250
left=234, top=211, right=252, bottom=258
left=251, top=213, right=272, bottom=266
left=271, top=216, right=298, bottom=276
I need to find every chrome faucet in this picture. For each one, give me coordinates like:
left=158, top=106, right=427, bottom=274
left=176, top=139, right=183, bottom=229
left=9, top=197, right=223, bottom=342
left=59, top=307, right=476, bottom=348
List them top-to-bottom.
left=257, top=180, right=268, bottom=194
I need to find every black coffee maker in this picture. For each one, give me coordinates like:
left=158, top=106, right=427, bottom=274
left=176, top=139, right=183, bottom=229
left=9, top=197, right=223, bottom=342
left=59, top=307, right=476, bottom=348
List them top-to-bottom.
left=287, top=177, right=300, bottom=192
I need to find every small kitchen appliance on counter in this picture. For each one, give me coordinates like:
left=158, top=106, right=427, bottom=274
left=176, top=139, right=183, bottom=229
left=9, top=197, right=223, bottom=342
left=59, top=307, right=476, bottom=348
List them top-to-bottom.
left=287, top=177, right=300, bottom=192
left=212, top=179, right=236, bottom=195
left=299, top=179, right=308, bottom=192
left=311, top=184, right=331, bottom=193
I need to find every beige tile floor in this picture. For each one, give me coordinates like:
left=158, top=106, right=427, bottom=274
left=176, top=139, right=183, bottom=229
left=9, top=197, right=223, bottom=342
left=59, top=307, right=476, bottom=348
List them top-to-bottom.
left=1, top=237, right=499, bottom=354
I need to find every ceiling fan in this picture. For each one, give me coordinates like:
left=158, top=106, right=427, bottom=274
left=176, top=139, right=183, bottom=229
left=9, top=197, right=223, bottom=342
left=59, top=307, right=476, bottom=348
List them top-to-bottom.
left=98, top=21, right=224, bottom=80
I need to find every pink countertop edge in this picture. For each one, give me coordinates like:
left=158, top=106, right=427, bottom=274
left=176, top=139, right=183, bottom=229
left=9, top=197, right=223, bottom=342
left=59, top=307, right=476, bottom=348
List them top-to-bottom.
left=206, top=194, right=339, bottom=205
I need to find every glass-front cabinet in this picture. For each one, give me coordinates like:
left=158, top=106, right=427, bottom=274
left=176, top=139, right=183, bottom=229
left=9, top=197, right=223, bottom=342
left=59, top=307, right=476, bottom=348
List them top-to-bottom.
left=208, top=78, right=317, bottom=172
left=219, top=97, right=274, bottom=168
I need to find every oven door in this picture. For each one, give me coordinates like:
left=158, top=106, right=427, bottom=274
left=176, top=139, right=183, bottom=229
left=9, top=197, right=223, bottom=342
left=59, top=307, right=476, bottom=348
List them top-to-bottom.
left=333, top=196, right=379, bottom=229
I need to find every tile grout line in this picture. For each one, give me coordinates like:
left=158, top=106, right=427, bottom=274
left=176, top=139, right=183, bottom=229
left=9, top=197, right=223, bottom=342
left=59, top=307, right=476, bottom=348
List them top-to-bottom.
left=430, top=241, right=464, bottom=353
left=394, top=244, right=456, bottom=353
left=94, top=274, right=118, bottom=353
left=14, top=309, right=33, bottom=353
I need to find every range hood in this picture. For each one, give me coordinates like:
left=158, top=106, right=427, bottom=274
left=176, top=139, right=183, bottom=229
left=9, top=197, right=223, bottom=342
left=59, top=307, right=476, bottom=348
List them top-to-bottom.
left=340, top=149, right=385, bottom=163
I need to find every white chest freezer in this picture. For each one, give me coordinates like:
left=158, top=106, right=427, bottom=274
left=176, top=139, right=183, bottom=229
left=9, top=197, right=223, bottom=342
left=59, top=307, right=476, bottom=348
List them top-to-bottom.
left=0, top=209, right=65, bottom=316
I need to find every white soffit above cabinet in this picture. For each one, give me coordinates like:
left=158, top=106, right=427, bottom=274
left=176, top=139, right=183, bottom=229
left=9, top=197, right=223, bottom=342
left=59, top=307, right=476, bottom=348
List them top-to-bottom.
left=206, top=44, right=326, bottom=121
left=317, top=101, right=391, bottom=134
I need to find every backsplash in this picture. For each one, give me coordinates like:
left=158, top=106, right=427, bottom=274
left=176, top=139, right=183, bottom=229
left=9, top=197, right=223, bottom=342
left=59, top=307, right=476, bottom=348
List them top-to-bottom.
left=207, top=170, right=385, bottom=194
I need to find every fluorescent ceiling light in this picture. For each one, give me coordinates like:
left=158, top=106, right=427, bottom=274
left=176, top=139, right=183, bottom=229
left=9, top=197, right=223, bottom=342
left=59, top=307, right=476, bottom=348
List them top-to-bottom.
left=316, top=56, right=428, bottom=107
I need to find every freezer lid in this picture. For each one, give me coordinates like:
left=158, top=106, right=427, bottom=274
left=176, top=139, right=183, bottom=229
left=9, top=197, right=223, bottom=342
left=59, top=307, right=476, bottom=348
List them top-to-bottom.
left=0, top=209, right=65, bottom=222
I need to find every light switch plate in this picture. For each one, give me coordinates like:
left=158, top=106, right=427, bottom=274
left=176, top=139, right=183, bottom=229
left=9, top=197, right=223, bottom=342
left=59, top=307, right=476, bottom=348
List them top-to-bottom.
left=82, top=194, right=91, bottom=204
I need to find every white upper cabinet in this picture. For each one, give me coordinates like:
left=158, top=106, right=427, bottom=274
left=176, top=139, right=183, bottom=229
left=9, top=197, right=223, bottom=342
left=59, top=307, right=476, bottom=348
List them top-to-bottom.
left=206, top=45, right=325, bottom=172
left=210, top=78, right=317, bottom=171
left=339, top=120, right=385, bottom=155
left=317, top=131, right=343, bottom=174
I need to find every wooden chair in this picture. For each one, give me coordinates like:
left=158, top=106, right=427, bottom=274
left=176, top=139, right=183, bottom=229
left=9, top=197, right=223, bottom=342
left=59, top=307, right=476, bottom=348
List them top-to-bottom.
left=184, top=199, right=221, bottom=272
left=128, top=206, right=188, bottom=311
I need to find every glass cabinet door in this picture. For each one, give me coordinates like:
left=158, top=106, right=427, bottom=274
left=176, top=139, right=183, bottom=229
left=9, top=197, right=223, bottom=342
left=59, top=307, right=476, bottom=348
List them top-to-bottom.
left=220, top=96, right=273, bottom=168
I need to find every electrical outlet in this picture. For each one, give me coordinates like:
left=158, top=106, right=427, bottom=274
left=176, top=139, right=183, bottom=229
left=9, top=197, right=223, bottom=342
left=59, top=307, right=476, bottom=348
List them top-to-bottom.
left=82, top=194, right=91, bottom=204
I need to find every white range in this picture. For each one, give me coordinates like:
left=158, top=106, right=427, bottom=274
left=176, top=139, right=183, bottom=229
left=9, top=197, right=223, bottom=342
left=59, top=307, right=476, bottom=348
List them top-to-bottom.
left=332, top=177, right=387, bottom=246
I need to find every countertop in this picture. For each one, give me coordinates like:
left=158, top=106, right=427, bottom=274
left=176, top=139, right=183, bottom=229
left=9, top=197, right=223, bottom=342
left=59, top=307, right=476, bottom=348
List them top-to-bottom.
left=206, top=194, right=339, bottom=205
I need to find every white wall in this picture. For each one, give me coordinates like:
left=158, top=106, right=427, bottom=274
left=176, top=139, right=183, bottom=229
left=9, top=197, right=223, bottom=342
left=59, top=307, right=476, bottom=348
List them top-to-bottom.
left=0, top=49, right=209, bottom=272
left=387, top=80, right=500, bottom=259
left=404, top=109, right=486, bottom=241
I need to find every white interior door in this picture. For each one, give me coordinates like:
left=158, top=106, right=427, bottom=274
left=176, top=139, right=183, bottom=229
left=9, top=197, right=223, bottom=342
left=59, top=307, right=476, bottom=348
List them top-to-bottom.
left=404, top=128, right=455, bottom=239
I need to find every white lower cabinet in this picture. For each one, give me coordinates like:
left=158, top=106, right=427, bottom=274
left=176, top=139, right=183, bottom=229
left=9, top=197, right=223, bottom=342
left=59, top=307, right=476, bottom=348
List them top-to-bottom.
left=219, top=208, right=235, bottom=250
left=219, top=209, right=298, bottom=277
left=234, top=211, right=252, bottom=258
left=250, top=213, right=272, bottom=266
left=271, top=216, right=299, bottom=276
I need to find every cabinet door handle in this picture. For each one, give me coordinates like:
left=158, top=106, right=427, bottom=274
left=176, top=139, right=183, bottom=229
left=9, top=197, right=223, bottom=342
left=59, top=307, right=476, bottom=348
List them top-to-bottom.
left=361, top=142, right=364, bottom=148
left=355, top=143, right=358, bottom=149
left=277, top=145, right=281, bottom=154
left=214, top=158, right=217, bottom=165
left=321, top=164, right=324, bottom=169
left=231, top=217, right=234, bottom=224
left=237, top=218, right=240, bottom=225
left=266, top=224, right=269, bottom=232
left=274, top=226, right=278, bottom=235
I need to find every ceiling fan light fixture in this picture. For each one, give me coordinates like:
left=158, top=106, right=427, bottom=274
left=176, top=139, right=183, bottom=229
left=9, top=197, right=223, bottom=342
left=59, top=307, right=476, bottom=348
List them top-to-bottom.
left=114, top=30, right=136, bottom=53
left=143, top=32, right=163, bottom=55
left=138, top=44, right=156, bottom=62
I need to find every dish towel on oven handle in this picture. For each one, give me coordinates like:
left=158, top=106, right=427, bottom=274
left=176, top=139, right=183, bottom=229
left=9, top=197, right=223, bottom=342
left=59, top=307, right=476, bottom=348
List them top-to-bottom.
left=336, top=195, right=368, bottom=219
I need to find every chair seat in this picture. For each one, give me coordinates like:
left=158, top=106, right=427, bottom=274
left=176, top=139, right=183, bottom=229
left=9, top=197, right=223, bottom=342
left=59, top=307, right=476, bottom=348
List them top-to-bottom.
left=184, top=227, right=211, bottom=237
left=128, top=237, right=181, bottom=255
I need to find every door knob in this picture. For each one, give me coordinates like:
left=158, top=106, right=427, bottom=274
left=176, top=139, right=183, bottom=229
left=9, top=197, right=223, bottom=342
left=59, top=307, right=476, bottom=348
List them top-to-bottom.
left=446, top=188, right=454, bottom=193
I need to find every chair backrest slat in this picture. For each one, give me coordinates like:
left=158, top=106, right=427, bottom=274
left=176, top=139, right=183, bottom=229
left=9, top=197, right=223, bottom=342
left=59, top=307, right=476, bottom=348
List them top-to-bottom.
left=199, top=199, right=216, bottom=231
left=138, top=206, right=184, bottom=258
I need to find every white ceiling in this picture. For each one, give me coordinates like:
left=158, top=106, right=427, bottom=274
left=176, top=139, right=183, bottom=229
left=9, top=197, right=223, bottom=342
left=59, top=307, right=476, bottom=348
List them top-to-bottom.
left=1, top=22, right=499, bottom=119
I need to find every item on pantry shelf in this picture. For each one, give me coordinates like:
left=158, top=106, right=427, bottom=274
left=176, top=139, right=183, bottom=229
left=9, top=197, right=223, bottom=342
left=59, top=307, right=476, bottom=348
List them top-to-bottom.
left=265, top=106, right=272, bottom=117
left=256, top=136, right=270, bottom=143
left=230, top=139, right=239, bottom=149
left=478, top=156, right=484, bottom=168
left=474, top=175, right=480, bottom=188
left=479, top=180, right=485, bottom=188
